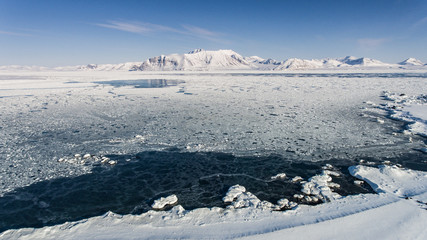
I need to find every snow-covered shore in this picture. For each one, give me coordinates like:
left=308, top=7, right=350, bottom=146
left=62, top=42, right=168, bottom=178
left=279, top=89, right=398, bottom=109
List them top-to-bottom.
left=1, top=165, right=426, bottom=239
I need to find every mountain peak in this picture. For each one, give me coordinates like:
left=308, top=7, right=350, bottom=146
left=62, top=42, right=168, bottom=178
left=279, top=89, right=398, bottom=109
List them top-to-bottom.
left=2, top=49, right=424, bottom=72
left=136, top=49, right=251, bottom=71
left=188, top=49, right=205, bottom=54
left=399, top=58, right=423, bottom=66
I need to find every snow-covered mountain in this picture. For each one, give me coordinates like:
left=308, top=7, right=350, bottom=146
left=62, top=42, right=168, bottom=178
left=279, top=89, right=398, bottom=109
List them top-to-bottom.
left=1, top=49, right=425, bottom=71
left=134, top=49, right=252, bottom=71
left=131, top=50, right=402, bottom=71
left=244, top=56, right=282, bottom=70
left=339, top=56, right=390, bottom=67
left=274, top=58, right=322, bottom=70
left=398, top=58, right=424, bottom=66
left=0, top=62, right=142, bottom=72
left=54, top=62, right=142, bottom=71
left=0, top=65, right=49, bottom=71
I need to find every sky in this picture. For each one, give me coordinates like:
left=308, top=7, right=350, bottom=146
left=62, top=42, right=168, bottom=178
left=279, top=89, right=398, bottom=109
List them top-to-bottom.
left=0, top=0, right=426, bottom=66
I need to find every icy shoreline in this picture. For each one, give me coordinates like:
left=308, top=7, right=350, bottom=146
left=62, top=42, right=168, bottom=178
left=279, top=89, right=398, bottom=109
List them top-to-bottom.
left=381, top=91, right=427, bottom=137
left=1, top=164, right=426, bottom=239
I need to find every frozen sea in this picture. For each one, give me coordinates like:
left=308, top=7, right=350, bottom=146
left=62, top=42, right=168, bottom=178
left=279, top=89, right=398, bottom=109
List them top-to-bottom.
left=0, top=70, right=426, bottom=239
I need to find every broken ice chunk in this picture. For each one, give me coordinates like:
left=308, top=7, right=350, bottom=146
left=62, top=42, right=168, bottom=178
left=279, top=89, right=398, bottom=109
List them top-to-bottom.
left=101, top=157, right=110, bottom=163
left=322, top=164, right=334, bottom=170
left=300, top=170, right=342, bottom=202
left=270, top=173, right=287, bottom=180
left=291, top=176, right=303, bottom=182
left=354, top=180, right=364, bottom=185
left=223, top=185, right=246, bottom=203
left=230, top=192, right=261, bottom=209
left=151, top=194, right=178, bottom=210
left=293, top=194, right=304, bottom=199
left=275, top=198, right=297, bottom=210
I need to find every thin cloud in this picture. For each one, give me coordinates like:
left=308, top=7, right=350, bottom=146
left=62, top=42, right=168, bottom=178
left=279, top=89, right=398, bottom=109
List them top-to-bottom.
left=411, top=16, right=427, bottom=29
left=94, top=20, right=179, bottom=34
left=95, top=20, right=228, bottom=43
left=181, top=24, right=228, bottom=43
left=182, top=25, right=217, bottom=37
left=0, top=30, right=32, bottom=37
left=357, top=38, right=388, bottom=50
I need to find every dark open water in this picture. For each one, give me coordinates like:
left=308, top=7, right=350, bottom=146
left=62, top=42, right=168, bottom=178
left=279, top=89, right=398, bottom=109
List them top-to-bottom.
left=1, top=149, right=426, bottom=232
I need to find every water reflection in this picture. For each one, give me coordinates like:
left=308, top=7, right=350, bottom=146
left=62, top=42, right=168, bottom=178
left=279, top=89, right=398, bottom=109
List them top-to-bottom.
left=95, top=79, right=185, bottom=88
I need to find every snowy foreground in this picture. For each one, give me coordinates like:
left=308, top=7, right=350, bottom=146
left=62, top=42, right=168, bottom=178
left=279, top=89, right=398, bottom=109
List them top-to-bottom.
left=0, top=70, right=426, bottom=239
left=1, top=165, right=426, bottom=239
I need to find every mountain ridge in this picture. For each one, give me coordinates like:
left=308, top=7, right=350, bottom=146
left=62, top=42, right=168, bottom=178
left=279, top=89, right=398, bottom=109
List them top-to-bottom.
left=0, top=49, right=425, bottom=71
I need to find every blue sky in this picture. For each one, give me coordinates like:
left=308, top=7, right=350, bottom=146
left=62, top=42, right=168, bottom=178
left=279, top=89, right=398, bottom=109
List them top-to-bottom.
left=0, top=0, right=426, bottom=66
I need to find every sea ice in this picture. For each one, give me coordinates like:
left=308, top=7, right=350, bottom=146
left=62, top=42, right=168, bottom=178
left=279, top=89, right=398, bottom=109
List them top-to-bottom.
left=0, top=70, right=426, bottom=239
left=1, top=71, right=425, bottom=197
left=381, top=91, right=427, bottom=137
left=300, top=169, right=342, bottom=202
left=270, top=173, right=287, bottom=180
left=291, top=176, right=303, bottom=182
left=223, top=185, right=246, bottom=203
left=151, top=194, right=178, bottom=210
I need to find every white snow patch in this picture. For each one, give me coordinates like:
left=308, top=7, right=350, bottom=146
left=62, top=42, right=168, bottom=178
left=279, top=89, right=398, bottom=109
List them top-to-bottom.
left=349, top=165, right=427, bottom=197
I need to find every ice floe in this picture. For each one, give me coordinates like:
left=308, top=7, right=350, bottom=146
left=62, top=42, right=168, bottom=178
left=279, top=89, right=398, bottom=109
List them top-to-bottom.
left=270, top=173, right=287, bottom=180
left=291, top=176, right=303, bottom=182
left=151, top=194, right=179, bottom=210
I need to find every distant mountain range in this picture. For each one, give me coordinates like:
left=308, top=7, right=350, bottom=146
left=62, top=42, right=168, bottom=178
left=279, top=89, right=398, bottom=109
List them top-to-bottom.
left=1, top=49, right=425, bottom=71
